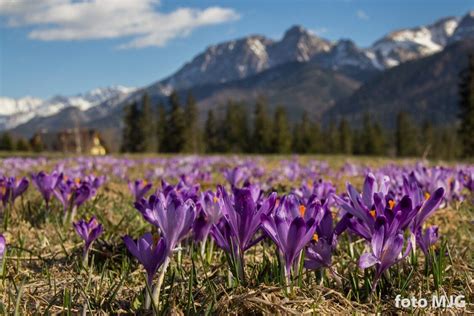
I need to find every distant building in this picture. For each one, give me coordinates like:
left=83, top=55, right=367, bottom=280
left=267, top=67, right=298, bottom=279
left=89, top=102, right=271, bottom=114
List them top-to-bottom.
left=32, top=128, right=107, bottom=155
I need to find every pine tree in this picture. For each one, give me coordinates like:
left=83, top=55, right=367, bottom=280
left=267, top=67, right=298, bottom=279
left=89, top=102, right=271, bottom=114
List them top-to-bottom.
left=458, top=54, right=474, bottom=158
left=163, top=91, right=186, bottom=152
left=139, top=93, right=155, bottom=152
left=182, top=93, right=201, bottom=153
left=252, top=97, right=273, bottom=153
left=222, top=101, right=249, bottom=152
left=121, top=102, right=142, bottom=152
left=156, top=102, right=166, bottom=152
left=271, top=106, right=291, bottom=153
left=204, top=109, right=220, bottom=153
left=395, top=111, right=419, bottom=157
left=292, top=112, right=319, bottom=153
left=292, top=113, right=307, bottom=153
left=360, top=113, right=372, bottom=155
left=361, top=113, right=385, bottom=156
left=339, top=118, right=353, bottom=154
left=308, top=120, right=323, bottom=153
left=324, top=120, right=339, bottom=153
left=421, top=121, right=434, bottom=158
left=371, top=122, right=385, bottom=155
left=291, top=123, right=302, bottom=153
left=437, top=127, right=460, bottom=160
left=0, top=133, right=14, bottom=151
left=30, top=134, right=44, bottom=152
left=16, top=138, right=30, bottom=152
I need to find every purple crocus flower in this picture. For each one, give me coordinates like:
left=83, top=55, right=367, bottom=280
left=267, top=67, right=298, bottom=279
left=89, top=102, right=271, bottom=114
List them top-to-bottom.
left=223, top=167, right=245, bottom=187
left=460, top=170, right=474, bottom=193
left=31, top=171, right=62, bottom=207
left=333, top=173, right=386, bottom=240
left=335, top=173, right=444, bottom=244
left=85, top=174, right=106, bottom=190
left=0, top=176, right=29, bottom=207
left=8, top=177, right=29, bottom=203
left=54, top=179, right=74, bottom=212
left=55, top=179, right=96, bottom=222
left=128, top=179, right=152, bottom=202
left=160, top=179, right=200, bottom=202
left=294, top=179, right=336, bottom=207
left=73, top=182, right=95, bottom=208
left=218, top=185, right=277, bottom=253
left=209, top=186, right=276, bottom=282
left=411, top=187, right=445, bottom=232
left=135, top=190, right=196, bottom=255
left=193, top=191, right=223, bottom=242
left=261, top=205, right=317, bottom=282
left=305, top=205, right=336, bottom=270
left=73, top=216, right=104, bottom=257
left=358, top=216, right=411, bottom=290
left=210, top=218, right=236, bottom=254
left=416, top=226, right=439, bottom=257
left=123, top=233, right=167, bottom=286
left=0, top=234, right=5, bottom=259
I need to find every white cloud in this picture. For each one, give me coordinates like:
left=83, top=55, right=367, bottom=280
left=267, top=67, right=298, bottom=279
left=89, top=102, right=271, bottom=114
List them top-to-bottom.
left=0, top=0, right=240, bottom=48
left=356, top=9, right=369, bottom=20
left=309, top=27, right=328, bottom=36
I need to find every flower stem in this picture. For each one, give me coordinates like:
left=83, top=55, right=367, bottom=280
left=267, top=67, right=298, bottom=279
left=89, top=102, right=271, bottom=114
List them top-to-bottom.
left=70, top=205, right=78, bottom=223
left=200, top=239, right=206, bottom=259
left=206, top=239, right=214, bottom=264
left=82, top=248, right=89, bottom=269
left=151, top=256, right=170, bottom=311
left=283, top=263, right=290, bottom=295
left=144, top=274, right=153, bottom=310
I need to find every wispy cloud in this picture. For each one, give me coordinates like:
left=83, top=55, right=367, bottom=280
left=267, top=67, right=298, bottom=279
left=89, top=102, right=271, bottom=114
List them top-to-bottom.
left=0, top=0, right=240, bottom=49
left=356, top=9, right=369, bottom=20
left=309, top=27, right=328, bottom=36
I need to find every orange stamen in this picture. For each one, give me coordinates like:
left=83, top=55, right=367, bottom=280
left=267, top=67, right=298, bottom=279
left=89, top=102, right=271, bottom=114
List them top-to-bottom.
left=424, top=192, right=431, bottom=201
left=213, top=196, right=219, bottom=204
left=388, top=199, right=395, bottom=210
left=299, top=205, right=306, bottom=217
left=369, top=210, right=376, bottom=218
left=312, top=233, right=319, bottom=242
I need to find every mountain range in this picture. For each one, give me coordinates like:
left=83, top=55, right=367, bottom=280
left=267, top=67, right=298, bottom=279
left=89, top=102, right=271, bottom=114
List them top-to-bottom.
left=2, top=10, right=474, bottom=151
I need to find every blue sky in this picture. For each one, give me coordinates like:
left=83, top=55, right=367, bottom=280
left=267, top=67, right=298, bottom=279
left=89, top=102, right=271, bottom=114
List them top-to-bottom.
left=0, top=0, right=472, bottom=99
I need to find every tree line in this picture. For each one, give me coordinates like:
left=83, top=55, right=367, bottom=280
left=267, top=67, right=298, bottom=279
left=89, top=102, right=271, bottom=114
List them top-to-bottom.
left=120, top=89, right=469, bottom=159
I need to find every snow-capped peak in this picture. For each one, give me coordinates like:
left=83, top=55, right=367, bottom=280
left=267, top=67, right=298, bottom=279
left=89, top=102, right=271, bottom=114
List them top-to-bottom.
left=449, top=10, right=474, bottom=43
left=369, top=16, right=459, bottom=68
left=0, top=86, right=136, bottom=130
left=0, top=96, right=43, bottom=116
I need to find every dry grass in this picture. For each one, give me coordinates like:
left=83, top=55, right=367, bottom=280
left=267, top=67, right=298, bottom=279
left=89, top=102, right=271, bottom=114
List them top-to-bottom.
left=0, top=156, right=473, bottom=314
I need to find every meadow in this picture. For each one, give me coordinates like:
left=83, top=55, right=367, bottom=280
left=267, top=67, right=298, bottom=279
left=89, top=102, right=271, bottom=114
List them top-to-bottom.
left=0, top=155, right=472, bottom=314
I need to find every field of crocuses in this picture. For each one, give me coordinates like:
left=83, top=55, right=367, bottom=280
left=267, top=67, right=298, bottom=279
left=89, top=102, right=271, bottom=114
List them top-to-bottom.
left=0, top=155, right=472, bottom=314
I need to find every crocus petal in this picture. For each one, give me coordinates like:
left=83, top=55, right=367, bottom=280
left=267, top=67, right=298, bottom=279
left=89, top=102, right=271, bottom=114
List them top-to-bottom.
left=362, top=173, right=376, bottom=208
left=415, top=187, right=445, bottom=229
left=285, top=217, right=306, bottom=265
left=379, top=233, right=404, bottom=273
left=0, top=234, right=6, bottom=258
left=123, top=235, right=140, bottom=259
left=359, top=253, right=379, bottom=269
